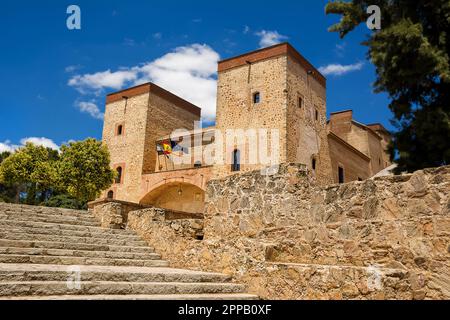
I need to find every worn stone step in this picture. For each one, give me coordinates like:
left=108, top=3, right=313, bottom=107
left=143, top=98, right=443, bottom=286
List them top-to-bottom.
left=0, top=203, right=88, bottom=214
left=0, top=204, right=90, bottom=217
left=0, top=207, right=96, bottom=219
left=0, top=213, right=99, bottom=227
left=0, top=219, right=135, bottom=236
left=0, top=226, right=142, bottom=241
left=0, top=232, right=148, bottom=247
left=0, top=239, right=154, bottom=254
left=0, top=247, right=161, bottom=261
left=0, top=254, right=169, bottom=267
left=0, top=264, right=231, bottom=283
left=0, top=281, right=246, bottom=297
left=0, top=293, right=259, bottom=300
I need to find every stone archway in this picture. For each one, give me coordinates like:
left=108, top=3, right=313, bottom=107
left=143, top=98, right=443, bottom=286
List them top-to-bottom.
left=140, top=182, right=205, bottom=214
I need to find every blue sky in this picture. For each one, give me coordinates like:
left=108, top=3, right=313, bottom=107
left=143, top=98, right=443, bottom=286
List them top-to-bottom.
left=0, top=0, right=392, bottom=152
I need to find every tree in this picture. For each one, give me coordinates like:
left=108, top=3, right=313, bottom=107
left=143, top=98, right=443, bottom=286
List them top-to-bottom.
left=326, top=1, right=450, bottom=173
left=57, top=138, right=114, bottom=203
left=0, top=143, right=59, bottom=204
left=0, top=151, right=16, bottom=203
left=0, top=151, right=11, bottom=164
left=43, top=194, right=86, bottom=210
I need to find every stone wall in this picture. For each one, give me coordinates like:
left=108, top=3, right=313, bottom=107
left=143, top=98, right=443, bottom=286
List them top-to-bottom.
left=286, top=54, right=332, bottom=186
left=214, top=55, right=288, bottom=179
left=124, top=164, right=450, bottom=300
left=89, top=199, right=150, bottom=229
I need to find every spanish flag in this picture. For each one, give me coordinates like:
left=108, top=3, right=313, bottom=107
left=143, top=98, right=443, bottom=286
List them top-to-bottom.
left=161, top=139, right=172, bottom=155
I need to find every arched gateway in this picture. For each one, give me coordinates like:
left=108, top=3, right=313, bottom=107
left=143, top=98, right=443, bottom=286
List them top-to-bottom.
left=139, top=166, right=212, bottom=214
left=140, top=181, right=205, bottom=214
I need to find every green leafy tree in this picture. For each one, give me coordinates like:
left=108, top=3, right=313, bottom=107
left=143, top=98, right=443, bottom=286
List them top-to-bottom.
left=326, top=1, right=450, bottom=172
left=57, top=138, right=114, bottom=203
left=0, top=144, right=59, bottom=204
left=0, top=151, right=16, bottom=203
left=0, top=151, right=11, bottom=163
left=43, top=193, right=86, bottom=210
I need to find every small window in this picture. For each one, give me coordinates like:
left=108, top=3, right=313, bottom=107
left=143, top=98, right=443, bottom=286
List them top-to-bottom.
left=253, top=92, right=261, bottom=104
left=298, top=96, right=303, bottom=108
left=315, top=109, right=319, bottom=121
left=117, top=125, right=123, bottom=136
left=231, top=149, right=241, bottom=172
left=312, top=158, right=316, bottom=171
left=194, top=161, right=202, bottom=168
left=115, top=167, right=123, bottom=184
left=338, top=167, right=345, bottom=184
left=107, top=191, right=114, bottom=199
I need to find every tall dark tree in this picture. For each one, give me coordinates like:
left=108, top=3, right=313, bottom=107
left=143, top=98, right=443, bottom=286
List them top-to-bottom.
left=326, top=0, right=450, bottom=172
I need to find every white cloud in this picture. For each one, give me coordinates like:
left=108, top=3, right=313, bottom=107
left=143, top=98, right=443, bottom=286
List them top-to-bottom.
left=243, top=25, right=250, bottom=34
left=255, top=30, right=288, bottom=48
left=153, top=32, right=162, bottom=40
left=123, top=38, right=136, bottom=46
left=335, top=43, right=347, bottom=56
left=68, top=44, right=220, bottom=121
left=318, top=62, right=364, bottom=76
left=65, top=65, right=82, bottom=73
left=69, top=69, right=138, bottom=93
left=77, top=101, right=104, bottom=120
left=0, top=137, right=60, bottom=153
left=20, top=137, right=60, bottom=150
left=0, top=141, right=19, bottom=153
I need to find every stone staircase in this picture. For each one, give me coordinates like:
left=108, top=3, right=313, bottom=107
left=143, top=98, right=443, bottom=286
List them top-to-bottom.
left=0, top=203, right=257, bottom=300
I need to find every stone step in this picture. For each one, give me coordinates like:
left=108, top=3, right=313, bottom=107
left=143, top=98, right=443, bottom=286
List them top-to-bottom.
left=0, top=204, right=90, bottom=218
left=0, top=206, right=96, bottom=218
left=0, top=213, right=99, bottom=227
left=0, top=219, right=136, bottom=235
left=0, top=226, right=142, bottom=241
left=0, top=232, right=148, bottom=247
left=0, top=239, right=154, bottom=254
left=0, top=247, right=161, bottom=261
left=0, top=254, right=169, bottom=267
left=0, top=264, right=231, bottom=283
left=0, top=281, right=246, bottom=297
left=0, top=293, right=259, bottom=300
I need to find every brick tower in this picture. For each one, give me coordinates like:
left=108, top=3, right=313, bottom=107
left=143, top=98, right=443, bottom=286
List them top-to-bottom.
left=214, top=43, right=332, bottom=184
left=101, top=83, right=201, bottom=202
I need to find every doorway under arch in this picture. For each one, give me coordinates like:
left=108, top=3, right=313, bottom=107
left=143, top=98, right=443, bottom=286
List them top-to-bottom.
left=140, top=182, right=205, bottom=214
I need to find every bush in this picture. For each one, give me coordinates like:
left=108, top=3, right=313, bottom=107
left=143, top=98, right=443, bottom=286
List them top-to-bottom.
left=43, top=194, right=87, bottom=210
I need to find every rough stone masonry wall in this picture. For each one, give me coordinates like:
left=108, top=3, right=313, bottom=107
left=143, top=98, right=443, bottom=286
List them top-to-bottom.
left=126, top=164, right=450, bottom=300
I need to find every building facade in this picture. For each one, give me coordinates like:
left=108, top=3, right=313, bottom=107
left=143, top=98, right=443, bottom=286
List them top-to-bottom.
left=99, top=43, right=392, bottom=213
